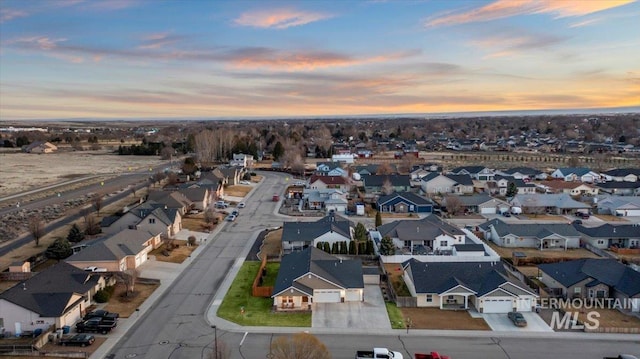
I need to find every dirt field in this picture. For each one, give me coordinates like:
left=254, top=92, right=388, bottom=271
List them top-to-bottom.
left=0, top=149, right=166, bottom=197
left=225, top=185, right=252, bottom=198
left=259, top=229, right=282, bottom=259
left=148, top=240, right=198, bottom=264
left=486, top=242, right=601, bottom=260
left=103, top=282, right=160, bottom=317
left=399, top=307, right=491, bottom=330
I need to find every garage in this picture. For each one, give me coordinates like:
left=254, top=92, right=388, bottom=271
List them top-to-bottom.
left=481, top=207, right=496, bottom=215
left=616, top=209, right=640, bottom=216
left=345, top=289, right=362, bottom=302
left=314, top=290, right=341, bottom=303
left=482, top=298, right=513, bottom=313
left=516, top=298, right=533, bottom=312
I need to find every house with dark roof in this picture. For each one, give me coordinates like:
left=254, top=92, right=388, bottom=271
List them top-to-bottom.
left=23, top=141, right=57, bottom=154
left=315, top=162, right=347, bottom=177
left=449, top=166, right=495, bottom=181
left=497, top=167, right=547, bottom=181
left=602, top=168, right=640, bottom=182
left=419, top=173, right=473, bottom=195
left=361, top=175, right=411, bottom=194
left=596, top=181, right=640, bottom=196
left=177, top=187, right=212, bottom=211
left=303, top=188, right=348, bottom=212
left=146, top=191, right=192, bottom=215
left=376, top=192, right=433, bottom=214
left=442, top=193, right=510, bottom=215
left=102, top=201, right=182, bottom=238
left=281, top=213, right=352, bottom=253
left=376, top=215, right=467, bottom=254
left=478, top=218, right=581, bottom=250
left=574, top=223, right=640, bottom=250
left=66, top=229, right=162, bottom=271
left=272, top=247, right=364, bottom=311
left=402, top=259, right=538, bottom=313
left=539, top=259, right=640, bottom=312
left=0, top=262, right=107, bottom=333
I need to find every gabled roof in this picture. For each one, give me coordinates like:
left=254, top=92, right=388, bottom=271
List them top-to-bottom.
left=450, top=166, right=487, bottom=174
left=502, top=167, right=542, bottom=176
left=555, top=167, right=593, bottom=176
left=602, top=168, right=640, bottom=176
left=420, top=172, right=445, bottom=182
left=444, top=174, right=474, bottom=186
left=309, top=175, right=348, bottom=185
left=361, top=175, right=410, bottom=187
left=540, top=181, right=595, bottom=190
left=596, top=181, right=640, bottom=189
left=178, top=187, right=208, bottom=202
left=146, top=191, right=192, bottom=209
left=377, top=192, right=434, bottom=206
left=445, top=193, right=504, bottom=206
left=511, top=193, right=590, bottom=209
left=281, top=213, right=351, bottom=243
left=377, top=214, right=464, bottom=241
left=101, top=215, right=120, bottom=227
left=478, top=218, right=581, bottom=238
left=574, top=223, right=640, bottom=239
left=66, top=229, right=158, bottom=262
left=272, top=247, right=363, bottom=297
left=402, top=259, right=534, bottom=297
left=539, top=259, right=640, bottom=296
left=0, top=262, right=101, bottom=317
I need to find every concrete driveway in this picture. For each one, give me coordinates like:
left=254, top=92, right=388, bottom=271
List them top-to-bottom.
left=312, top=285, right=390, bottom=330
left=482, top=312, right=553, bottom=332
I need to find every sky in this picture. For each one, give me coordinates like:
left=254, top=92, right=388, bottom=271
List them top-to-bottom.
left=0, top=0, right=639, bottom=120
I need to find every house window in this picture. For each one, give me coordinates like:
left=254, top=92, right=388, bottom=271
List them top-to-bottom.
left=149, top=218, right=155, bottom=224
left=505, top=238, right=511, bottom=245
left=597, top=240, right=605, bottom=245
left=404, top=241, right=411, bottom=248
left=440, top=241, right=448, bottom=247
left=574, top=287, right=581, bottom=294
left=596, top=290, right=606, bottom=298
left=426, top=295, right=433, bottom=303
left=448, top=295, right=454, bottom=300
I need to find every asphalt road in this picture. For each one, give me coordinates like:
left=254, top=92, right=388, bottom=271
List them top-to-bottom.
left=104, top=171, right=640, bottom=359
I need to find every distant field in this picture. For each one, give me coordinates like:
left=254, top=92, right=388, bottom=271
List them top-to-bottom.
left=0, top=149, right=166, bottom=197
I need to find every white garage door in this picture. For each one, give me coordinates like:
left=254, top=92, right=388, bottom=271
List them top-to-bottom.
left=481, top=207, right=496, bottom=214
left=627, top=210, right=640, bottom=216
left=345, top=289, right=361, bottom=302
left=314, top=290, right=341, bottom=303
left=483, top=298, right=513, bottom=313
left=516, top=298, right=533, bottom=312
left=632, top=298, right=639, bottom=313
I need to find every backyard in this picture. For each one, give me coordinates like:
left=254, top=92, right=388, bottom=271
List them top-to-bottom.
left=486, top=241, right=601, bottom=260
left=217, top=261, right=311, bottom=327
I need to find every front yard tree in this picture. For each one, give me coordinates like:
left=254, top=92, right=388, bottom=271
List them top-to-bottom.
left=506, top=182, right=518, bottom=198
left=92, top=194, right=103, bottom=216
left=444, top=195, right=463, bottom=216
left=375, top=211, right=382, bottom=227
left=28, top=215, right=45, bottom=246
left=67, top=223, right=85, bottom=243
left=380, top=236, right=395, bottom=255
left=46, top=238, right=73, bottom=260
left=270, top=333, right=330, bottom=359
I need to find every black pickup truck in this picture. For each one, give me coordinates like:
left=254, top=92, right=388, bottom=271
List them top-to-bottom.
left=83, top=309, right=119, bottom=323
left=76, top=318, right=116, bottom=334
left=59, top=334, right=95, bottom=347
left=603, top=356, right=638, bottom=359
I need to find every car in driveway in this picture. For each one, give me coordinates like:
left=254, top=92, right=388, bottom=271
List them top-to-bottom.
left=239, top=180, right=251, bottom=185
left=508, top=311, right=527, bottom=327
left=59, top=334, right=95, bottom=347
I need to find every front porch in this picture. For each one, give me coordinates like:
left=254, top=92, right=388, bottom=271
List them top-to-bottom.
left=537, top=236, right=569, bottom=250
left=439, top=293, right=473, bottom=310
left=274, top=295, right=312, bottom=312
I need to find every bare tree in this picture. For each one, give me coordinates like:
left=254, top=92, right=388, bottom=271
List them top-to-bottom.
left=195, top=129, right=217, bottom=164
left=160, top=146, right=175, bottom=160
left=399, top=155, right=419, bottom=174
left=377, top=162, right=392, bottom=175
left=381, top=178, right=394, bottom=196
left=92, top=194, right=103, bottom=216
left=444, top=195, right=463, bottom=216
left=85, top=214, right=101, bottom=235
left=28, top=215, right=45, bottom=246
left=113, top=269, right=139, bottom=297
left=270, top=333, right=330, bottom=359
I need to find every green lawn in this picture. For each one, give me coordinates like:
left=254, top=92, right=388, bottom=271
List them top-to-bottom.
left=217, top=261, right=311, bottom=327
left=262, top=262, right=279, bottom=287
left=385, top=302, right=405, bottom=329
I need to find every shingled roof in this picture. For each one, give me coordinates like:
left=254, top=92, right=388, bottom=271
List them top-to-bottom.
left=281, top=213, right=351, bottom=243
left=377, top=214, right=464, bottom=241
left=479, top=218, right=581, bottom=238
left=575, top=223, right=640, bottom=239
left=67, top=229, right=158, bottom=262
left=0, top=262, right=101, bottom=317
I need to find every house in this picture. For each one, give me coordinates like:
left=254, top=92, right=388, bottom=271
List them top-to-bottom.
left=23, top=141, right=57, bottom=154
left=229, top=153, right=254, bottom=168
left=331, top=153, right=356, bottom=164
left=315, top=162, right=347, bottom=177
left=219, top=166, right=245, bottom=186
left=449, top=166, right=495, bottom=181
left=497, top=167, right=547, bottom=181
left=550, top=167, right=601, bottom=183
left=602, top=168, right=640, bottom=182
left=420, top=173, right=463, bottom=195
left=308, top=175, right=351, bottom=192
left=361, top=175, right=411, bottom=194
left=485, top=176, right=535, bottom=196
left=539, top=181, right=599, bottom=196
left=595, top=181, right=640, bottom=196
left=177, top=187, right=212, bottom=211
left=303, top=188, right=348, bottom=212
left=146, top=191, right=192, bottom=215
left=377, top=192, right=433, bottom=214
left=443, top=193, right=510, bottom=215
left=509, top=193, right=591, bottom=215
left=595, top=196, right=640, bottom=216
left=102, top=201, right=182, bottom=238
left=281, top=213, right=352, bottom=253
left=376, top=215, right=466, bottom=254
left=478, top=218, right=581, bottom=250
left=575, top=223, right=640, bottom=249
left=66, top=229, right=162, bottom=271
left=271, top=247, right=364, bottom=311
left=539, top=259, right=640, bottom=312
left=402, top=260, right=538, bottom=313
left=0, top=262, right=107, bottom=333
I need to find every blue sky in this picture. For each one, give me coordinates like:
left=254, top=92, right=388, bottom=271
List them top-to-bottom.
left=0, top=0, right=638, bottom=120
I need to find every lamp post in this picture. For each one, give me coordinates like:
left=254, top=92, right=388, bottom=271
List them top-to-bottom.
left=211, top=325, right=218, bottom=359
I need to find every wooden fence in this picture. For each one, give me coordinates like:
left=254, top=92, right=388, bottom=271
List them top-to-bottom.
left=611, top=247, right=640, bottom=255
left=252, top=256, right=273, bottom=297
left=585, top=327, right=640, bottom=334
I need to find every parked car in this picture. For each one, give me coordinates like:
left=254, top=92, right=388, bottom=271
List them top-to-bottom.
left=239, top=180, right=251, bottom=185
left=272, top=194, right=280, bottom=202
left=215, top=201, right=229, bottom=209
left=237, top=202, right=246, bottom=208
left=189, top=209, right=201, bottom=215
left=231, top=209, right=239, bottom=217
left=502, top=212, right=511, bottom=217
left=225, top=214, right=236, bottom=222
left=572, top=219, right=583, bottom=225
left=83, top=309, right=119, bottom=323
left=507, top=311, right=527, bottom=327
left=58, top=334, right=95, bottom=347
left=356, top=347, right=404, bottom=359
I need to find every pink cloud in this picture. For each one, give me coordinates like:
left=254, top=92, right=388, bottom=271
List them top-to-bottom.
left=426, top=0, right=635, bottom=27
left=0, top=8, right=28, bottom=23
left=235, top=8, right=333, bottom=29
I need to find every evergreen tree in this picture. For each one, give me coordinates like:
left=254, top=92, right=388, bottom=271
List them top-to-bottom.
left=272, top=141, right=285, bottom=161
left=506, top=182, right=518, bottom=198
left=375, top=211, right=382, bottom=228
left=67, top=224, right=85, bottom=243
left=380, top=236, right=395, bottom=255
left=45, top=238, right=73, bottom=260
left=348, top=241, right=355, bottom=255
left=316, top=242, right=323, bottom=249
left=323, top=242, right=331, bottom=253
left=331, top=242, right=338, bottom=254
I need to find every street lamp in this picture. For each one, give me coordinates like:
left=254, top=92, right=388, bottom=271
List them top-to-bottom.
left=211, top=325, right=218, bottom=359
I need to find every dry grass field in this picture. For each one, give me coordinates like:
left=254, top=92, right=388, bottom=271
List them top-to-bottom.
left=0, top=149, right=166, bottom=197
left=259, top=229, right=282, bottom=259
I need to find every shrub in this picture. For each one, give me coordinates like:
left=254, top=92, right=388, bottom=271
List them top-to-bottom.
left=188, top=235, right=196, bottom=246
left=94, top=288, right=111, bottom=303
